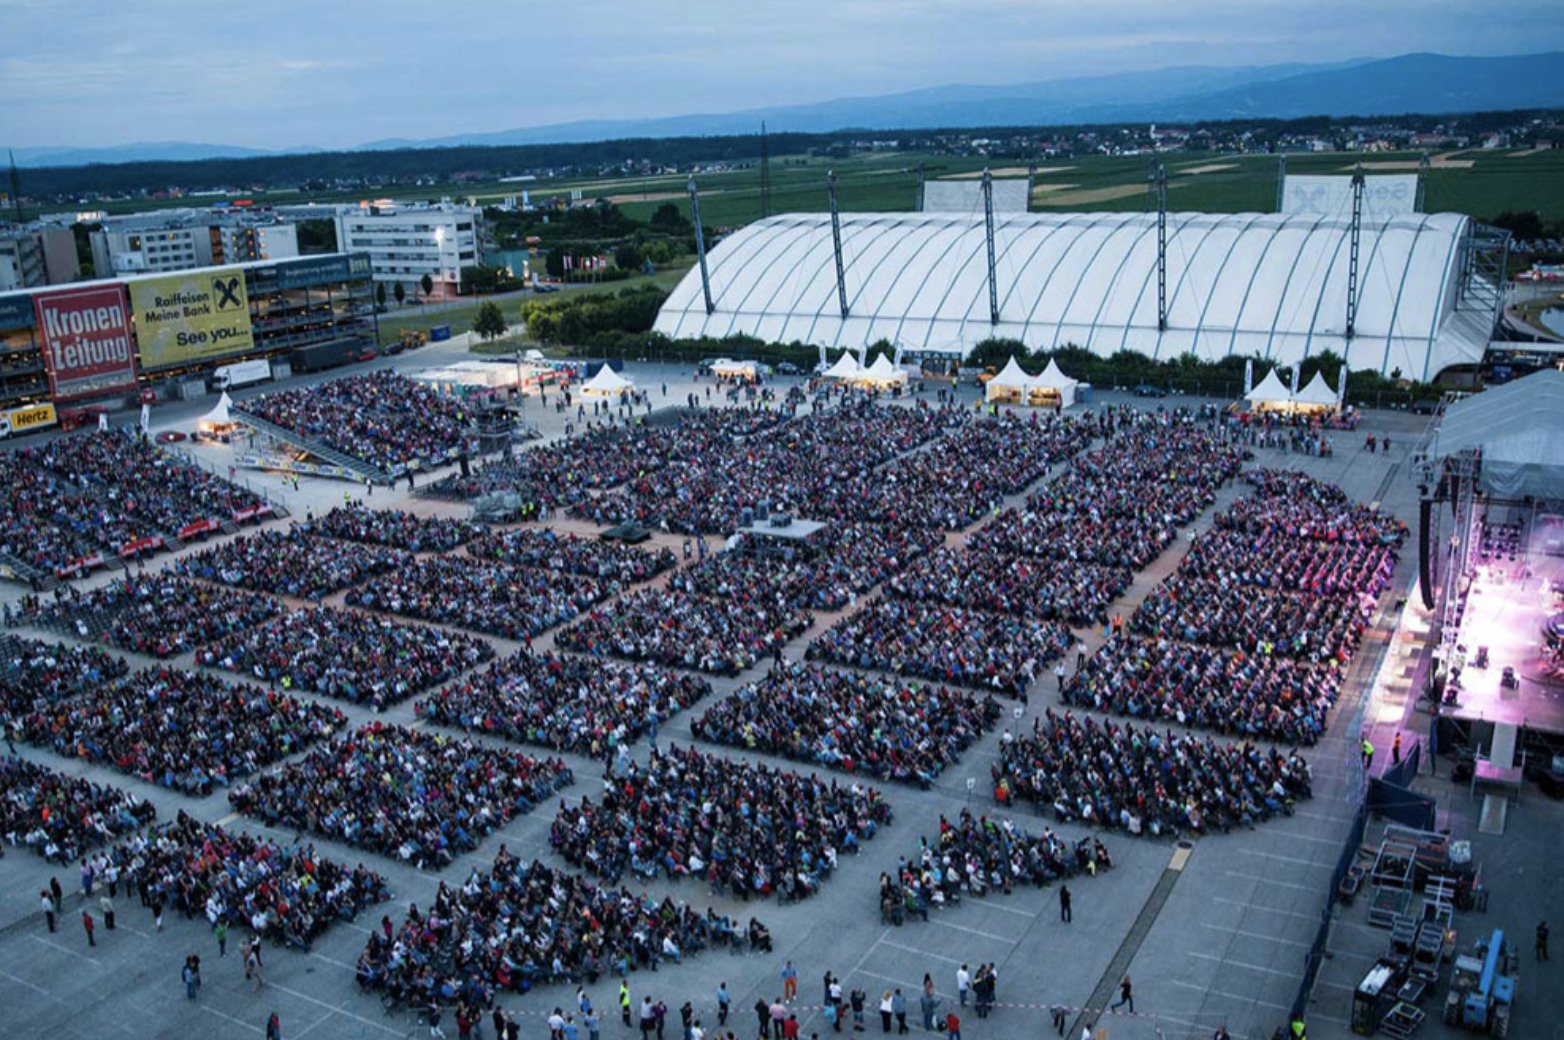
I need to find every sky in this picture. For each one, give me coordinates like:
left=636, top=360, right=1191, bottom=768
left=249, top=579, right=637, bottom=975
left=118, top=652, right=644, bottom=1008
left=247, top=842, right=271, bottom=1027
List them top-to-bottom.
left=1, top=0, right=1559, bottom=150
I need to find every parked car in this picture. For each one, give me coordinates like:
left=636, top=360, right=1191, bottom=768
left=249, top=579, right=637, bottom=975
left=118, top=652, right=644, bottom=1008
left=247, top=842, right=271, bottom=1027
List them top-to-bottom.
left=774, top=362, right=803, bottom=376
left=1132, top=383, right=1168, bottom=398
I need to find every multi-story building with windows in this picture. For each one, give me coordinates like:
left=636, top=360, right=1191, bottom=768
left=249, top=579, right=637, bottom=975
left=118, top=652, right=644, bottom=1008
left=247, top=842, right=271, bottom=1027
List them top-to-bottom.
left=327, top=201, right=482, bottom=298
left=88, top=209, right=300, bottom=277
left=0, top=228, right=78, bottom=291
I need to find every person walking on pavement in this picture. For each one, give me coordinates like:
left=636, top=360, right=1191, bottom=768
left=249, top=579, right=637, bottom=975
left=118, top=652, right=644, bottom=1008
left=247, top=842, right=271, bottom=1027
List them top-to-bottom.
left=1361, top=738, right=1374, bottom=772
left=1060, top=884, right=1073, bottom=923
left=41, top=891, right=55, bottom=933
left=99, top=892, right=115, bottom=931
left=81, top=909, right=96, bottom=947
left=216, top=919, right=228, bottom=957
left=246, top=943, right=265, bottom=991
left=782, top=960, right=798, bottom=1001
left=1111, top=976, right=1133, bottom=1014
left=717, top=983, right=731, bottom=1026
left=892, top=990, right=907, bottom=1034
left=428, top=999, right=447, bottom=1038
left=1050, top=1005, right=1067, bottom=1036
left=266, top=1012, right=282, bottom=1040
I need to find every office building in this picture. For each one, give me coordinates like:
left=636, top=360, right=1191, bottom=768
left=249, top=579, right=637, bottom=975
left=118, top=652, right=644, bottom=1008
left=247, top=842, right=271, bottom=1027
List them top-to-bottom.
left=329, top=201, right=481, bottom=298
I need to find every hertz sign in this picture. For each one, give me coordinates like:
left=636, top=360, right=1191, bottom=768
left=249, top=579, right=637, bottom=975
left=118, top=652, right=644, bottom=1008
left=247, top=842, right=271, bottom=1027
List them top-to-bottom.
left=129, top=267, right=255, bottom=370
left=33, top=285, right=141, bottom=402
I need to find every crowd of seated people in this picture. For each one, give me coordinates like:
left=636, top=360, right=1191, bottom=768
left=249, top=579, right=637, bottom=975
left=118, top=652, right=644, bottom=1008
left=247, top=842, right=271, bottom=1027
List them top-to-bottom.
left=242, top=371, right=472, bottom=474
left=573, top=400, right=951, bottom=535
left=424, top=406, right=787, bottom=503
left=970, top=411, right=1246, bottom=569
left=825, top=412, right=1093, bottom=530
left=21, top=428, right=268, bottom=539
left=0, top=453, right=123, bottom=576
left=1219, top=470, right=1409, bottom=545
left=296, top=504, right=486, bottom=553
left=671, top=523, right=942, bottom=612
left=467, top=528, right=677, bottom=585
left=1179, top=528, right=1399, bottom=600
left=172, top=529, right=413, bottom=600
left=886, top=548, right=1131, bottom=626
left=346, top=557, right=609, bottom=640
left=1129, top=574, right=1369, bottom=661
left=30, top=576, right=281, bottom=659
left=556, top=590, right=811, bottom=676
left=807, top=597, right=1072, bottom=696
left=198, top=607, right=494, bottom=710
left=1064, top=634, right=1341, bottom=745
left=0, top=635, right=129, bottom=719
left=415, top=649, right=709, bottom=758
left=692, top=663, right=998, bottom=788
left=24, top=667, right=347, bottom=795
left=993, top=710, right=1314, bottom=837
left=229, top=723, right=572, bottom=869
left=549, top=743, right=890, bottom=902
left=0, top=756, right=154, bottom=862
left=879, top=808, right=1111, bottom=922
left=111, top=811, right=390, bottom=950
left=358, top=847, right=768, bottom=1006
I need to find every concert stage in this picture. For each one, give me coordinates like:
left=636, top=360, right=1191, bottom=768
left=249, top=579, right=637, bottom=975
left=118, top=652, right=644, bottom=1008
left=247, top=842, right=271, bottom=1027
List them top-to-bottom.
left=1445, top=515, right=1564, bottom=741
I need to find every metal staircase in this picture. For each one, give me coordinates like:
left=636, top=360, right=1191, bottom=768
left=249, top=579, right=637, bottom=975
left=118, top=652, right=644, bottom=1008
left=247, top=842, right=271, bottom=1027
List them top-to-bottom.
left=230, top=409, right=392, bottom=485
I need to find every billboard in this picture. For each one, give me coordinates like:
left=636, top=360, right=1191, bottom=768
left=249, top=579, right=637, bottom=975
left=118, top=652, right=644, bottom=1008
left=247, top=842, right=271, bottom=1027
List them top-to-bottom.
left=1281, top=175, right=1418, bottom=220
left=921, top=178, right=1031, bottom=214
left=129, top=267, right=255, bottom=369
left=33, top=284, right=140, bottom=402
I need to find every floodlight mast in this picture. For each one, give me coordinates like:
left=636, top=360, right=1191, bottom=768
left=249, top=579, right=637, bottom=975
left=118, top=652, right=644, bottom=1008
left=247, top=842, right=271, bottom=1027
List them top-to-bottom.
left=1346, top=163, right=1365, bottom=341
left=982, top=168, right=998, bottom=326
left=828, top=171, right=849, bottom=320
left=688, top=176, right=714, bottom=316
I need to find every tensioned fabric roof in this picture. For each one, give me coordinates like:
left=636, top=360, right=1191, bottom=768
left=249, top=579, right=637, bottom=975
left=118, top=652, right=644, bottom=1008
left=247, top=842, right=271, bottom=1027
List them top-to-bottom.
left=654, top=211, right=1481, bottom=379
left=1426, top=370, right=1564, bottom=500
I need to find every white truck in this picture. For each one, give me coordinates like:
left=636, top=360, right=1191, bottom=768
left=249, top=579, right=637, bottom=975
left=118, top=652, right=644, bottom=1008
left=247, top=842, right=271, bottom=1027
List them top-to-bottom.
left=211, top=358, right=272, bottom=391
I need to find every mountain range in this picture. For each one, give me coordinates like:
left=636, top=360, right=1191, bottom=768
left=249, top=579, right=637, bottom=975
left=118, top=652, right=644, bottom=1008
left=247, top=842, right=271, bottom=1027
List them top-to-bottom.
left=9, top=51, right=1563, bottom=168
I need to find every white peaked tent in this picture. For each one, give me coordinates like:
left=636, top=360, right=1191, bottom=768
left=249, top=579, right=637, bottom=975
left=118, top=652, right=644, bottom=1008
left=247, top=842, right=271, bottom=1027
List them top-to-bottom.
left=821, top=352, right=862, bottom=380
left=853, top=353, right=908, bottom=389
left=985, top=357, right=1035, bottom=402
left=1031, top=358, right=1079, bottom=408
left=580, top=365, right=636, bottom=397
left=1245, top=369, right=1293, bottom=411
left=1292, top=371, right=1342, bottom=412
left=197, top=392, right=237, bottom=434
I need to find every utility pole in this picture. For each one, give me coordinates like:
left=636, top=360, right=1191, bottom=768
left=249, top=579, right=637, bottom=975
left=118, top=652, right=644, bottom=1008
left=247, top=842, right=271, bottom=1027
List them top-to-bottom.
left=759, top=121, right=772, bottom=220
left=1345, top=163, right=1366, bottom=342
left=982, top=168, right=999, bottom=326
left=828, top=171, right=849, bottom=320
left=688, top=176, right=714, bottom=315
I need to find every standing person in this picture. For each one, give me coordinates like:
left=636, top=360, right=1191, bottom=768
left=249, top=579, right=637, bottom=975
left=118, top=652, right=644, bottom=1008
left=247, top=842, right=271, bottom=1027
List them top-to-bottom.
left=1054, top=661, right=1067, bottom=692
left=1391, top=732, right=1403, bottom=766
left=1361, top=738, right=1374, bottom=772
left=81, top=858, right=94, bottom=898
left=49, top=876, right=63, bottom=913
left=1059, top=884, right=1072, bottom=923
left=41, top=891, right=56, bottom=933
left=99, top=892, right=115, bottom=931
left=152, top=894, right=165, bottom=933
left=81, top=909, right=96, bottom=947
left=215, top=919, right=228, bottom=957
left=1538, top=921, right=1550, bottom=961
left=184, top=956, right=202, bottom=1000
left=782, top=960, right=798, bottom=1001
left=954, top=965, right=970, bottom=1008
left=822, top=971, right=833, bottom=1007
left=1111, top=976, right=1133, bottom=1014
left=621, top=982, right=633, bottom=1027
left=716, top=983, right=731, bottom=1026
left=850, top=988, right=867, bottom=1032
left=919, top=988, right=936, bottom=1032
left=891, top=990, right=907, bottom=1034
left=879, top=992, right=894, bottom=1033
left=640, top=998, right=657, bottom=1040
left=754, top=998, right=770, bottom=1040
left=769, top=998, right=787, bottom=1039
left=428, top=999, right=447, bottom=1039
left=654, top=999, right=668, bottom=1040
left=681, top=1002, right=695, bottom=1040
left=822, top=1004, right=839, bottom=1034
left=1050, top=1005, right=1067, bottom=1036
left=586, top=1007, right=602, bottom=1040
left=943, top=1011, right=960, bottom=1040
left=266, top=1012, right=282, bottom=1040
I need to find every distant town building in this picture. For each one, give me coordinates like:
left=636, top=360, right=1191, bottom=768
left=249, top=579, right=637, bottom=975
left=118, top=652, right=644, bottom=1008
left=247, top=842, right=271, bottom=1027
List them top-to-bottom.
left=328, top=201, right=482, bottom=298
left=88, top=208, right=299, bottom=278
left=0, top=227, right=78, bottom=290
